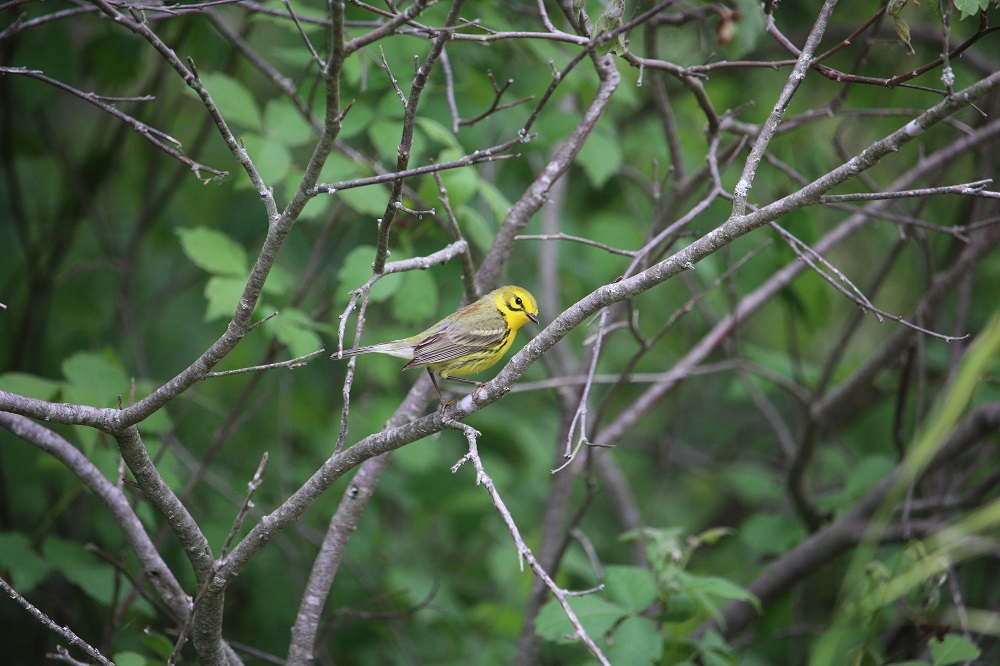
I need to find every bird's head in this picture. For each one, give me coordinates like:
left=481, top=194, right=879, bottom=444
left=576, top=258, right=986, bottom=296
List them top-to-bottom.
left=495, top=285, right=539, bottom=330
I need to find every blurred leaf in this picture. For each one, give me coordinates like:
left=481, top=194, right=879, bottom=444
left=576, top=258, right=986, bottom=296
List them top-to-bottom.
left=954, top=0, right=989, bottom=19
left=200, top=73, right=261, bottom=131
left=263, top=98, right=315, bottom=146
left=367, top=116, right=403, bottom=158
left=415, top=117, right=461, bottom=151
left=576, top=123, right=622, bottom=189
left=241, top=133, right=293, bottom=186
left=422, top=150, right=480, bottom=209
left=476, top=180, right=512, bottom=223
left=339, top=185, right=391, bottom=217
left=457, top=205, right=496, bottom=253
left=177, top=227, right=248, bottom=277
left=336, top=246, right=400, bottom=302
left=262, top=263, right=295, bottom=297
left=391, top=269, right=439, bottom=325
left=204, top=276, right=248, bottom=321
left=269, top=308, right=324, bottom=358
left=62, top=351, right=128, bottom=409
left=0, top=372, right=61, bottom=400
left=842, top=455, right=895, bottom=502
left=723, top=463, right=784, bottom=503
left=740, top=512, right=806, bottom=556
left=0, top=532, right=52, bottom=592
left=42, top=536, right=114, bottom=605
left=604, top=565, right=657, bottom=614
left=686, top=573, right=761, bottom=620
left=661, top=591, right=697, bottom=623
left=535, top=595, right=624, bottom=645
left=606, top=615, right=661, bottom=665
left=139, top=629, right=176, bottom=661
left=930, top=634, right=980, bottom=665
left=112, top=653, right=148, bottom=666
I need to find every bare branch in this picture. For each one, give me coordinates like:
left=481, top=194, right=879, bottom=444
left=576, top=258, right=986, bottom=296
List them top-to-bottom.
left=0, top=66, right=227, bottom=178
left=447, top=419, right=612, bottom=665
left=1, top=577, right=114, bottom=666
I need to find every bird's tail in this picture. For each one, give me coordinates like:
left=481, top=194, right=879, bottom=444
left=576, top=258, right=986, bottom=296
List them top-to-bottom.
left=331, top=339, right=413, bottom=360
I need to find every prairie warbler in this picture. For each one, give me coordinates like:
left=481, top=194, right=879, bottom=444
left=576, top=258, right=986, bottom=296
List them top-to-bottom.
left=334, top=285, right=539, bottom=401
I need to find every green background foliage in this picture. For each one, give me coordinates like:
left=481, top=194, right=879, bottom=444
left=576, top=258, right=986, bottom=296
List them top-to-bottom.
left=2, top=0, right=1000, bottom=664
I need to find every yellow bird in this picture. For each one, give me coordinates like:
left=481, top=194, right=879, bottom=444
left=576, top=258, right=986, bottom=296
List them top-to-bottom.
left=334, top=285, right=540, bottom=402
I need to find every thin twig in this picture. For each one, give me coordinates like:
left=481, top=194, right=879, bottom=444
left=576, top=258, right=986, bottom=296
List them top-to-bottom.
left=279, top=0, right=325, bottom=68
left=378, top=45, right=408, bottom=107
left=0, top=66, right=227, bottom=179
left=309, top=142, right=520, bottom=195
left=432, top=170, right=479, bottom=301
left=818, top=180, right=994, bottom=203
left=771, top=221, right=882, bottom=321
left=516, top=233, right=637, bottom=257
left=333, top=241, right=471, bottom=358
left=555, top=307, right=611, bottom=473
left=203, top=349, right=327, bottom=378
left=446, top=419, right=612, bottom=666
left=220, top=452, right=270, bottom=559
left=1, top=577, right=114, bottom=666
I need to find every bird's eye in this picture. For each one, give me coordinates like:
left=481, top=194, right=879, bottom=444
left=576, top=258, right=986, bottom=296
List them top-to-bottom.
left=515, top=297, right=523, bottom=306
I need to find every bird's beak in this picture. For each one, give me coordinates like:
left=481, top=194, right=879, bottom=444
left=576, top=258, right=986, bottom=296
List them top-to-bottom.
left=528, top=312, right=539, bottom=324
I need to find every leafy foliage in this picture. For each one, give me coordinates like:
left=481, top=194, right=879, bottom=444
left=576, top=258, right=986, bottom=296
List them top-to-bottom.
left=2, top=0, right=1000, bottom=665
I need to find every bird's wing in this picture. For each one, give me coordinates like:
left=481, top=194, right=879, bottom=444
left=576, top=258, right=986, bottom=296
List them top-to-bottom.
left=405, top=321, right=506, bottom=368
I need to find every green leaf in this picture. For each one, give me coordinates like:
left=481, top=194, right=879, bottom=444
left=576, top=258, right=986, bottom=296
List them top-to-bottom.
left=593, top=0, right=626, bottom=55
left=954, top=0, right=989, bottom=20
left=893, top=16, right=915, bottom=55
left=200, top=73, right=261, bottom=131
left=263, top=98, right=315, bottom=146
left=367, top=116, right=403, bottom=159
left=415, top=117, right=461, bottom=151
left=576, top=123, right=623, bottom=189
left=241, top=133, right=293, bottom=186
left=418, top=149, right=479, bottom=209
left=476, top=180, right=512, bottom=223
left=339, top=184, right=390, bottom=217
left=456, top=205, right=495, bottom=253
left=177, top=227, right=248, bottom=277
left=335, top=246, right=399, bottom=303
left=262, top=263, right=294, bottom=297
left=391, top=268, right=439, bottom=325
left=204, top=276, right=247, bottom=321
left=269, top=308, right=324, bottom=359
left=62, top=351, right=128, bottom=408
left=0, top=372, right=61, bottom=400
left=842, top=455, right=895, bottom=501
left=740, top=512, right=806, bottom=556
left=0, top=532, right=52, bottom=592
left=42, top=536, right=115, bottom=605
left=604, top=565, right=657, bottom=614
left=686, top=574, right=761, bottom=620
left=660, top=591, right=697, bottom=623
left=535, top=595, right=624, bottom=645
left=606, top=616, right=661, bottom=665
left=139, top=629, right=176, bottom=661
left=694, top=629, right=737, bottom=665
left=930, top=634, right=981, bottom=665
left=112, top=652, right=149, bottom=666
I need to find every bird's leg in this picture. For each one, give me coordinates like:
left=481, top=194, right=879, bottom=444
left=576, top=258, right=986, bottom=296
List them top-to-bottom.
left=427, top=369, right=452, bottom=415
left=445, top=376, right=487, bottom=402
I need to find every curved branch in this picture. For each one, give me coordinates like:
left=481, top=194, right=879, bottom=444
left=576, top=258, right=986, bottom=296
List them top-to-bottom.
left=0, top=413, right=191, bottom=619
